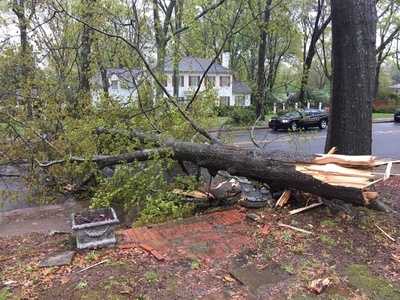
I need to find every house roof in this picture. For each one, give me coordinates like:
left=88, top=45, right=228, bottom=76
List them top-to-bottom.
left=164, top=56, right=231, bottom=74
left=91, top=68, right=143, bottom=89
left=232, top=80, right=252, bottom=95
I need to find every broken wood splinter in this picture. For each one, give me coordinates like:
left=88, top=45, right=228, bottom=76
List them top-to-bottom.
left=289, top=202, right=324, bottom=215
left=278, top=223, right=313, bottom=235
left=375, top=224, right=396, bottom=242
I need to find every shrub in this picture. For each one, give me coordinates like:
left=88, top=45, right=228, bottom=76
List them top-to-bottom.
left=373, top=99, right=399, bottom=113
left=227, top=106, right=256, bottom=125
left=90, top=158, right=195, bottom=225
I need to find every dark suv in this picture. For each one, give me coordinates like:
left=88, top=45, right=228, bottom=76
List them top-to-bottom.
left=268, top=109, right=329, bottom=131
left=395, top=109, right=400, bottom=123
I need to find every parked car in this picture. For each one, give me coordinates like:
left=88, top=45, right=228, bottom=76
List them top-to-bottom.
left=268, top=109, right=329, bottom=131
left=395, top=109, right=400, bottom=123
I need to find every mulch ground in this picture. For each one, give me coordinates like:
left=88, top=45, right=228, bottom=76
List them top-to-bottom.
left=1, top=178, right=400, bottom=299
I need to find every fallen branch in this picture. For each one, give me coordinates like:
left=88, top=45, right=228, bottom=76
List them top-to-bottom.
left=38, top=129, right=383, bottom=206
left=37, top=148, right=169, bottom=168
left=289, top=202, right=324, bottom=215
left=278, top=223, right=313, bottom=235
left=375, top=224, right=396, bottom=242
left=76, top=260, right=108, bottom=273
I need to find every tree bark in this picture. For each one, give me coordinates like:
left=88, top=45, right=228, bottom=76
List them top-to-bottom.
left=12, top=0, right=33, bottom=118
left=76, top=0, right=95, bottom=114
left=172, top=0, right=182, bottom=97
left=255, top=0, right=272, bottom=119
left=325, top=0, right=376, bottom=155
left=99, top=65, right=109, bottom=97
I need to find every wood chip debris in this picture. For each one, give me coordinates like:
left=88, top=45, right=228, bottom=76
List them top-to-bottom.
left=384, top=161, right=393, bottom=181
left=275, top=190, right=291, bottom=207
left=308, top=277, right=332, bottom=294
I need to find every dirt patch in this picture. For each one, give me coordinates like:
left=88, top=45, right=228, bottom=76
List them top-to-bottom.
left=1, top=178, right=400, bottom=299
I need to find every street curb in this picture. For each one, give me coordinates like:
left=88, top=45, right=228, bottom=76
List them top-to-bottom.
left=208, top=119, right=394, bottom=133
left=372, top=119, right=394, bottom=123
left=208, top=126, right=268, bottom=133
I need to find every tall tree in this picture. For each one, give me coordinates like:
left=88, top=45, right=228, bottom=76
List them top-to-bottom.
left=12, top=0, right=35, bottom=118
left=76, top=0, right=95, bottom=114
left=255, top=0, right=272, bottom=119
left=297, top=0, right=331, bottom=104
left=325, top=0, right=377, bottom=155
left=374, top=0, right=400, bottom=97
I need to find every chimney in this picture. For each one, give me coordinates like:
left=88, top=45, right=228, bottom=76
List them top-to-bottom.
left=222, top=52, right=230, bottom=69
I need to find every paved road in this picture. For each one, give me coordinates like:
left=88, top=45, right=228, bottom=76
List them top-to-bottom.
left=227, top=122, right=400, bottom=159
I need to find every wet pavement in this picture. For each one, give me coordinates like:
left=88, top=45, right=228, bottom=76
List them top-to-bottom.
left=229, top=122, right=400, bottom=159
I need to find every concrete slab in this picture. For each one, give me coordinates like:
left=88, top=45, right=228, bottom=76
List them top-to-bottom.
left=39, top=251, right=75, bottom=267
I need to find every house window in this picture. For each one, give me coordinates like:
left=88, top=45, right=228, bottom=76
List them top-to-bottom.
left=189, top=75, right=200, bottom=87
left=180, top=76, right=185, bottom=87
left=205, top=76, right=215, bottom=88
left=220, top=76, right=231, bottom=87
left=111, top=79, right=118, bottom=90
left=235, top=95, right=246, bottom=106
left=219, top=96, right=230, bottom=106
left=177, top=97, right=185, bottom=103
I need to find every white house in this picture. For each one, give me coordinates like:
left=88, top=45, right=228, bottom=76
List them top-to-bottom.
left=91, top=53, right=252, bottom=107
left=163, top=54, right=251, bottom=106
left=91, top=68, right=143, bottom=104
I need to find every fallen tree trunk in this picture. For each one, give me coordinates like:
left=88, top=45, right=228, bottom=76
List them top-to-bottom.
left=40, top=130, right=383, bottom=206
left=164, top=140, right=377, bottom=206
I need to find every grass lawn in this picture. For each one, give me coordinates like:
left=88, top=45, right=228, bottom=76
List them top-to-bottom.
left=372, top=112, right=393, bottom=119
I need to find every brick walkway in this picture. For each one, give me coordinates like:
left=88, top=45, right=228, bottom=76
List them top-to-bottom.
left=118, top=209, right=255, bottom=263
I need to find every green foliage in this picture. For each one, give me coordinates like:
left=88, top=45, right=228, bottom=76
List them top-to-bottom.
left=226, top=106, right=256, bottom=125
left=90, top=158, right=194, bottom=225
left=319, top=234, right=336, bottom=247
left=346, top=264, right=400, bottom=300
left=144, top=271, right=159, bottom=284
left=75, top=280, right=88, bottom=290
left=0, top=288, right=11, bottom=300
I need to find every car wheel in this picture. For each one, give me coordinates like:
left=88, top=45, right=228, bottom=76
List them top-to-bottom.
left=319, top=119, right=327, bottom=129
left=290, top=122, right=298, bottom=132
left=273, top=126, right=278, bottom=131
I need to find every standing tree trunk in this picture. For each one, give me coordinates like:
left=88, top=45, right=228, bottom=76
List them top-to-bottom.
left=12, top=0, right=33, bottom=118
left=76, top=0, right=95, bottom=116
left=152, top=0, right=175, bottom=99
left=172, top=0, right=182, bottom=97
left=255, top=0, right=272, bottom=119
left=298, top=0, right=331, bottom=105
left=325, top=0, right=376, bottom=155
left=77, top=23, right=93, bottom=108
left=99, top=65, right=109, bottom=98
